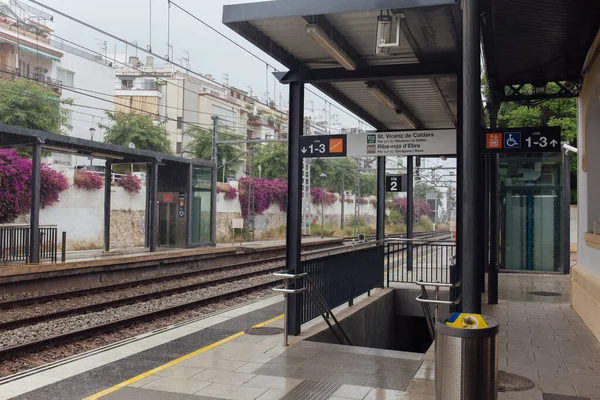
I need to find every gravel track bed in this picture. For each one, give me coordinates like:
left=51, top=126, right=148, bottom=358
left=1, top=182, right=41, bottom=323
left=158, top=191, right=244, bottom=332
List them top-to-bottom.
left=0, top=260, right=282, bottom=303
left=0, top=261, right=283, bottom=323
left=0, top=275, right=278, bottom=349
left=0, top=289, right=275, bottom=377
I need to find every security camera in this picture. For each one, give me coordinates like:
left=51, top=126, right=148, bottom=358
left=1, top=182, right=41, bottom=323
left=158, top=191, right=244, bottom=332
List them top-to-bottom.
left=562, top=144, right=578, bottom=154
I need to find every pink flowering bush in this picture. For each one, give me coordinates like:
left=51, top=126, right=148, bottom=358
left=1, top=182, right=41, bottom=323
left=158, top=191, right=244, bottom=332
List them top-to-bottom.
left=0, top=149, right=69, bottom=223
left=74, top=170, right=103, bottom=191
left=118, top=174, right=142, bottom=194
left=238, top=178, right=287, bottom=219
left=216, top=182, right=238, bottom=201
left=310, top=188, right=337, bottom=207
left=344, top=197, right=354, bottom=204
left=357, top=197, right=369, bottom=205
left=389, top=197, right=433, bottom=219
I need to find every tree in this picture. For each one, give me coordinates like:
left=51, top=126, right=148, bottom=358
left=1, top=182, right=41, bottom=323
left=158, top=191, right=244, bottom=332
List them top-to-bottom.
left=0, top=79, right=72, bottom=134
left=496, top=83, right=577, bottom=202
left=100, top=111, right=172, bottom=154
left=185, top=125, right=244, bottom=181
left=254, top=142, right=288, bottom=179
left=0, top=149, right=69, bottom=223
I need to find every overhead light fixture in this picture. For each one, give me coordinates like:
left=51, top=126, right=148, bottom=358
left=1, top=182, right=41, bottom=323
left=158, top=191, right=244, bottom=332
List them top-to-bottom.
left=375, top=13, right=403, bottom=56
left=305, top=24, right=357, bottom=71
left=534, top=84, right=546, bottom=96
left=366, top=85, right=396, bottom=109
left=396, top=111, right=416, bottom=129
left=42, top=145, right=78, bottom=153
left=91, top=152, right=125, bottom=160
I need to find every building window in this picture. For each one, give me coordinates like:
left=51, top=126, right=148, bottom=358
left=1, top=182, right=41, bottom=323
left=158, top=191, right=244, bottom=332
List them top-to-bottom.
left=56, top=68, right=74, bottom=87
left=121, top=79, right=134, bottom=89
left=177, top=117, right=183, bottom=130
left=176, top=142, right=182, bottom=155
left=53, top=153, right=71, bottom=165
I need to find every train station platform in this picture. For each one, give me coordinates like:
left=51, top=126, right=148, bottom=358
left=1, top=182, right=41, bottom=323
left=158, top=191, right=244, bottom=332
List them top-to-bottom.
left=0, top=273, right=598, bottom=400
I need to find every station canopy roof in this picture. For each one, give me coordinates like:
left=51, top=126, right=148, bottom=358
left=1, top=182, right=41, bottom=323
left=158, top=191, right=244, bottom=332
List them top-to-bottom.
left=223, top=0, right=600, bottom=130
left=0, top=124, right=212, bottom=166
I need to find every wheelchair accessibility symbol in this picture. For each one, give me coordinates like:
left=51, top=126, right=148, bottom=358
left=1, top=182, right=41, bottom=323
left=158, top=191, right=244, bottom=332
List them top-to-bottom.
left=504, top=132, right=521, bottom=149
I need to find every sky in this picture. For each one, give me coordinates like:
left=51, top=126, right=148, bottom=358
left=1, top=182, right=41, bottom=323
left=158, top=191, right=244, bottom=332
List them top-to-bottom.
left=33, top=0, right=455, bottom=172
left=35, top=0, right=369, bottom=130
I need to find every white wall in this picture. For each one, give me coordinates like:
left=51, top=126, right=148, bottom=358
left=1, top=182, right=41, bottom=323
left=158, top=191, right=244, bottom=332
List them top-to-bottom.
left=53, top=50, right=115, bottom=167
left=38, top=183, right=146, bottom=244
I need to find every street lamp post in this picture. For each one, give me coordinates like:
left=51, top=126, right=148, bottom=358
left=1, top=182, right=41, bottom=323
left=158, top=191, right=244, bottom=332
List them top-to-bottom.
left=89, top=127, right=96, bottom=166
left=222, top=158, right=226, bottom=182
left=320, top=173, right=327, bottom=239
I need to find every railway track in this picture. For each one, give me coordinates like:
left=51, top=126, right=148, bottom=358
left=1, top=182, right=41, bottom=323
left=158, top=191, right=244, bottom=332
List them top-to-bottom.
left=0, top=231, right=449, bottom=366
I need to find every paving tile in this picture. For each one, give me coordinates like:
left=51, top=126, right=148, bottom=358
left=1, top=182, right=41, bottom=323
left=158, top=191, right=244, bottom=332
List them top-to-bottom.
left=365, top=349, right=423, bottom=360
left=228, top=352, right=277, bottom=364
left=267, top=354, right=310, bottom=367
left=347, top=354, right=389, bottom=366
left=179, top=358, right=247, bottom=371
left=382, top=358, right=421, bottom=372
left=235, top=362, right=265, bottom=374
left=336, top=362, right=380, bottom=375
left=253, top=364, right=299, bottom=377
left=288, top=365, right=335, bottom=380
left=155, top=366, right=206, bottom=379
left=413, top=368, right=435, bottom=381
left=189, top=369, right=255, bottom=385
left=365, top=370, right=413, bottom=391
left=326, top=371, right=374, bottom=386
left=243, top=374, right=302, bottom=390
left=128, top=375, right=161, bottom=388
left=140, top=377, right=212, bottom=394
left=406, top=378, right=434, bottom=394
left=534, top=381, right=577, bottom=396
left=573, top=382, right=600, bottom=399
left=195, top=383, right=268, bottom=400
left=332, top=384, right=374, bottom=399
left=102, top=387, right=188, bottom=400
left=363, top=388, right=420, bottom=399
left=254, top=389, right=285, bottom=400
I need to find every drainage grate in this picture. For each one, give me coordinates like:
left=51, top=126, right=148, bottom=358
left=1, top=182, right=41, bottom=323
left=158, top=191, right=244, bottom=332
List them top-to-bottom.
left=530, top=291, right=562, bottom=297
left=245, top=327, right=284, bottom=335
left=498, top=370, right=536, bottom=392
left=281, top=380, right=341, bottom=400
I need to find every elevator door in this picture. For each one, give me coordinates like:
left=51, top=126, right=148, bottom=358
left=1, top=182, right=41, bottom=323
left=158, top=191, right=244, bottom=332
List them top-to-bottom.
left=159, top=201, right=177, bottom=247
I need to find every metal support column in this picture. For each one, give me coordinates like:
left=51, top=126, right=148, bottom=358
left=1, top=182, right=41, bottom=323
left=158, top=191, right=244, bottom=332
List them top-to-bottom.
left=460, top=0, right=481, bottom=313
left=286, top=81, right=304, bottom=336
left=488, top=106, right=499, bottom=304
left=211, top=116, right=218, bottom=244
left=29, top=139, right=42, bottom=264
left=563, top=151, right=571, bottom=274
left=480, top=152, right=487, bottom=293
left=376, top=156, right=385, bottom=241
left=407, top=156, right=414, bottom=271
left=104, top=161, right=112, bottom=252
left=149, top=161, right=159, bottom=252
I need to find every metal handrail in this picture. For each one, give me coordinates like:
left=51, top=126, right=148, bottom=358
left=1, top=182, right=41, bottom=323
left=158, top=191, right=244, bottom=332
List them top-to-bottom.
left=272, top=269, right=353, bottom=347
left=415, top=280, right=462, bottom=288
left=415, top=280, right=463, bottom=341
left=416, top=294, right=463, bottom=305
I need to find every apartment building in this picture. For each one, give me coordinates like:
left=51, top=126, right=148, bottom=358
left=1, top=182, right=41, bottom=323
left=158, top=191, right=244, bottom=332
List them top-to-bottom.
left=0, top=0, right=115, bottom=167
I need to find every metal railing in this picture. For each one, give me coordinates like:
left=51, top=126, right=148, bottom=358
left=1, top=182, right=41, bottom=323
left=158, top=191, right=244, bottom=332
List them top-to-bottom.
left=0, top=225, right=58, bottom=264
left=387, top=238, right=456, bottom=284
left=273, top=242, right=385, bottom=338
left=299, top=243, right=384, bottom=325
left=273, top=271, right=352, bottom=346
left=415, top=280, right=463, bottom=340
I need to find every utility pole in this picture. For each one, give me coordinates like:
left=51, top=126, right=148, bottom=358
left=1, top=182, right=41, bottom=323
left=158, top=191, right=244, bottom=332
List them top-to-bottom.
left=247, top=142, right=255, bottom=242
left=340, top=168, right=345, bottom=229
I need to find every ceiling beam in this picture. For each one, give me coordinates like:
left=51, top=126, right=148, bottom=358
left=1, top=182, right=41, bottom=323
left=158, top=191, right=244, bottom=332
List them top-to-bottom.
left=398, top=11, right=457, bottom=127
left=303, top=14, right=424, bottom=129
left=228, top=19, right=389, bottom=130
left=275, top=60, right=459, bottom=83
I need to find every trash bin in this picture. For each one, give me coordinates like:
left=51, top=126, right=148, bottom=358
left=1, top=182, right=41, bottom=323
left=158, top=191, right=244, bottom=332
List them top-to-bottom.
left=435, top=313, right=499, bottom=400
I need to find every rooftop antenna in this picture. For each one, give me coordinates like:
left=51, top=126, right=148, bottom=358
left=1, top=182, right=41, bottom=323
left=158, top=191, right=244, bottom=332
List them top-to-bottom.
left=165, top=42, right=173, bottom=60
left=182, top=49, right=190, bottom=68
left=222, top=73, right=229, bottom=87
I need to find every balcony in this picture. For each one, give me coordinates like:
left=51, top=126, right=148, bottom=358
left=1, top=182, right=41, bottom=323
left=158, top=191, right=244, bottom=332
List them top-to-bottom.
left=0, top=64, right=62, bottom=96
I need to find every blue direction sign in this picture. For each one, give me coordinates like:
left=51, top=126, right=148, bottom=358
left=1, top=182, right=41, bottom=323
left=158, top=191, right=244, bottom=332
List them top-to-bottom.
left=483, top=127, right=561, bottom=153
